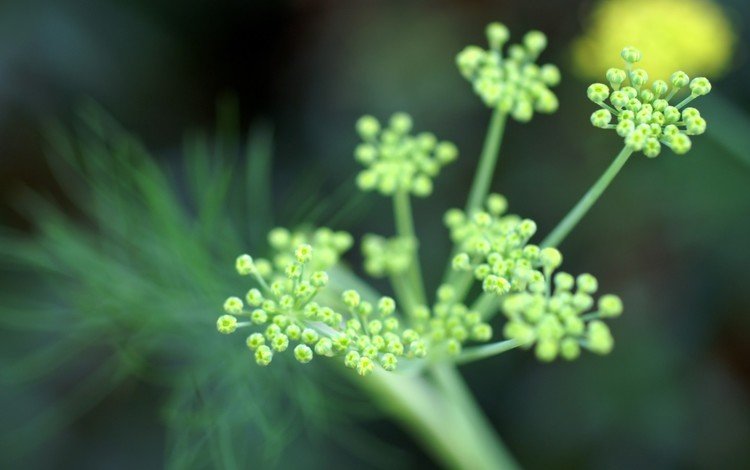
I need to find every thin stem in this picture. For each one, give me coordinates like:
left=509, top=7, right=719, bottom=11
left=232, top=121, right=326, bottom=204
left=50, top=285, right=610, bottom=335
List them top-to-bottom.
left=675, top=94, right=696, bottom=109
left=440, top=107, right=508, bottom=288
left=465, top=108, right=508, bottom=213
left=541, top=145, right=634, bottom=248
left=393, top=190, right=427, bottom=305
left=456, top=339, right=521, bottom=365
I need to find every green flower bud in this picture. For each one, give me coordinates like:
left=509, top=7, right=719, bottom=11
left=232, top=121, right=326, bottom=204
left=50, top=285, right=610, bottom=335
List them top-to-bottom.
left=486, top=22, right=510, bottom=50
left=523, top=30, right=547, bottom=55
left=620, top=46, right=642, bottom=64
left=540, top=64, right=561, bottom=86
left=606, top=68, right=627, bottom=88
left=629, top=69, right=649, bottom=88
left=670, top=71, right=689, bottom=89
left=689, top=77, right=712, bottom=96
left=651, top=80, right=669, bottom=97
left=587, top=83, right=610, bottom=102
left=610, top=90, right=628, bottom=108
left=590, top=109, right=612, bottom=128
left=389, top=112, right=413, bottom=134
left=356, top=115, right=380, bottom=139
left=685, top=116, right=706, bottom=135
left=667, top=133, right=692, bottom=154
left=643, top=138, right=662, bottom=158
left=354, top=143, right=378, bottom=164
left=268, top=227, right=290, bottom=249
left=295, top=244, right=313, bottom=263
left=539, top=247, right=562, bottom=270
left=235, top=254, right=255, bottom=275
left=554, top=272, right=575, bottom=291
left=576, top=273, right=598, bottom=293
left=483, top=274, right=511, bottom=295
left=246, top=288, right=263, bottom=306
left=342, top=290, right=361, bottom=308
left=598, top=294, right=623, bottom=318
left=223, top=296, right=244, bottom=315
left=250, top=308, right=268, bottom=325
left=216, top=315, right=238, bottom=334
left=587, top=321, right=613, bottom=354
left=471, top=323, right=493, bottom=342
left=301, top=328, right=319, bottom=345
left=246, top=332, right=265, bottom=350
left=271, top=334, right=289, bottom=352
left=314, top=337, right=334, bottom=357
left=560, top=338, right=580, bottom=361
left=535, top=340, right=559, bottom=361
left=294, top=344, right=313, bottom=363
left=255, top=345, right=273, bottom=366
left=344, top=350, right=360, bottom=369
left=380, top=353, right=398, bottom=371
left=357, top=356, right=375, bottom=376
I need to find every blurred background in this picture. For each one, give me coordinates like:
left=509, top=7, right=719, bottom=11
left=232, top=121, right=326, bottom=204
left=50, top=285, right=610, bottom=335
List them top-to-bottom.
left=1, top=0, right=749, bottom=468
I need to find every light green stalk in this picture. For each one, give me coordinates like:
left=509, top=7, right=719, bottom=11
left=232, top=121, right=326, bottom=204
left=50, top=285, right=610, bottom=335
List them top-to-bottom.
left=465, top=108, right=508, bottom=213
left=541, top=145, right=634, bottom=248
left=393, top=190, right=427, bottom=306
left=362, top=366, right=519, bottom=470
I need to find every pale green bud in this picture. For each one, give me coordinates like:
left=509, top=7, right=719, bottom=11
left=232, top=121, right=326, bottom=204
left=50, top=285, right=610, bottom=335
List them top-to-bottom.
left=486, top=22, right=510, bottom=50
left=523, top=30, right=547, bottom=55
left=620, top=46, right=642, bottom=64
left=606, top=68, right=627, bottom=87
left=670, top=71, right=689, bottom=89
left=689, top=77, right=711, bottom=96
left=587, top=83, right=610, bottom=103
left=590, top=109, right=612, bottom=128
left=356, top=115, right=380, bottom=139
left=295, top=244, right=313, bottom=263
left=539, top=247, right=562, bottom=270
left=235, top=254, right=255, bottom=275
left=576, top=273, right=598, bottom=293
left=342, top=289, right=361, bottom=308
left=598, top=294, right=623, bottom=318
left=223, top=297, right=244, bottom=315
left=250, top=308, right=268, bottom=325
left=216, top=315, right=238, bottom=334
left=587, top=321, right=613, bottom=354
left=246, top=333, right=265, bottom=350
left=271, top=334, right=289, bottom=352
left=294, top=344, right=313, bottom=363
left=255, top=345, right=273, bottom=366
left=380, top=353, right=398, bottom=371
left=357, top=356, right=375, bottom=376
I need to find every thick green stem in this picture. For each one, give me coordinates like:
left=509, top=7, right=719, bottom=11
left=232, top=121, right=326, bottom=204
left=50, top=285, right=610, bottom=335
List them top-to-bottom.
left=465, top=108, right=508, bottom=214
left=541, top=146, right=634, bottom=248
left=393, top=190, right=427, bottom=306
left=362, top=366, right=519, bottom=470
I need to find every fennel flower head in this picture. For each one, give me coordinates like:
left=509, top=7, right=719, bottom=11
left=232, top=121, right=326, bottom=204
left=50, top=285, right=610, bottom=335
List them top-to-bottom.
left=572, top=0, right=735, bottom=80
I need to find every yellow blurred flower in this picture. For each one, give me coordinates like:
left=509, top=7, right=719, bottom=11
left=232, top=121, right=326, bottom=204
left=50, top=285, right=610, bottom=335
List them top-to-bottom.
left=572, top=0, right=736, bottom=80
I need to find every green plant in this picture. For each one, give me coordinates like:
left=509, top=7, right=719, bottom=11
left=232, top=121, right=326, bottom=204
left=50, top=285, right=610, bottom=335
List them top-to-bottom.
left=0, top=21, right=715, bottom=470
left=210, top=23, right=712, bottom=468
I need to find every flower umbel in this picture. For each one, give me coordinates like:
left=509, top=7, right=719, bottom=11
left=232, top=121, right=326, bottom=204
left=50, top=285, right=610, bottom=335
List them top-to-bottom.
left=456, top=22, right=560, bottom=121
left=588, top=46, right=711, bottom=157
left=354, top=113, right=458, bottom=197
left=218, top=230, right=425, bottom=376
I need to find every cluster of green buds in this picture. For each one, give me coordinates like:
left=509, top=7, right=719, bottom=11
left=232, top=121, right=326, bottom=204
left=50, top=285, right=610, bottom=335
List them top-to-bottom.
left=456, top=22, right=560, bottom=121
left=588, top=46, right=711, bottom=157
left=354, top=113, right=458, bottom=197
left=446, top=194, right=551, bottom=294
left=266, top=227, right=353, bottom=272
left=217, top=232, right=427, bottom=376
left=361, top=234, right=415, bottom=278
left=502, top=271, right=623, bottom=361
left=410, top=284, right=494, bottom=357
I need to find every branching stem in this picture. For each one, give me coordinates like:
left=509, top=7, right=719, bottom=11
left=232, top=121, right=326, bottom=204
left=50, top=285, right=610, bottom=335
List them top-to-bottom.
left=541, top=145, right=633, bottom=248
